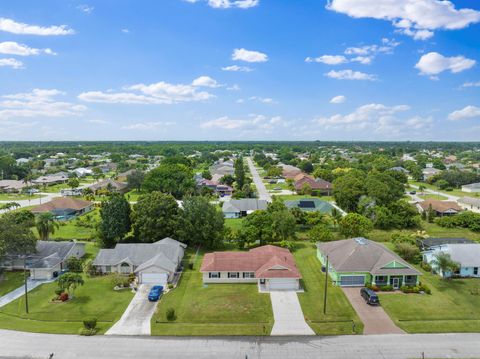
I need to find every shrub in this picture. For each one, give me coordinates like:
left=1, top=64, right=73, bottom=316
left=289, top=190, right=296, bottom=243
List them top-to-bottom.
left=278, top=240, right=296, bottom=251
left=395, top=242, right=420, bottom=263
left=66, top=256, right=83, bottom=273
left=188, top=262, right=194, bottom=270
left=421, top=262, right=432, bottom=272
left=110, top=273, right=130, bottom=288
left=167, top=283, right=174, bottom=290
left=418, top=283, right=432, bottom=295
left=366, top=284, right=379, bottom=292
left=379, top=285, right=393, bottom=292
left=55, top=288, right=63, bottom=296
left=59, top=292, right=69, bottom=301
left=166, top=308, right=176, bottom=321
left=83, top=317, right=97, bottom=330
left=79, top=328, right=97, bottom=336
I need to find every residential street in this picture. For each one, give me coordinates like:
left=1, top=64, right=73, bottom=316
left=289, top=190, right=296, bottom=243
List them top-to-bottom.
left=246, top=157, right=272, bottom=202
left=409, top=184, right=461, bottom=202
left=0, top=192, right=61, bottom=213
left=1, top=330, right=480, bottom=359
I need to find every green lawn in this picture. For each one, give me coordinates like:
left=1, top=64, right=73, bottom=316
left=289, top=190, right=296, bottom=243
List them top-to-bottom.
left=265, top=181, right=289, bottom=190
left=125, top=189, right=144, bottom=202
left=0, top=193, right=43, bottom=201
left=418, top=193, right=448, bottom=201
left=32, top=209, right=100, bottom=240
left=225, top=218, right=244, bottom=232
left=294, top=242, right=363, bottom=335
left=151, top=250, right=273, bottom=336
left=380, top=268, right=480, bottom=333
left=0, top=272, right=25, bottom=297
left=0, top=275, right=134, bottom=334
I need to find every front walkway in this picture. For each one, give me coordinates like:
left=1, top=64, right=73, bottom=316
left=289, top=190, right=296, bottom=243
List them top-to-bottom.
left=0, top=279, right=52, bottom=309
left=106, top=284, right=158, bottom=336
left=342, top=287, right=405, bottom=335
left=270, top=291, right=315, bottom=335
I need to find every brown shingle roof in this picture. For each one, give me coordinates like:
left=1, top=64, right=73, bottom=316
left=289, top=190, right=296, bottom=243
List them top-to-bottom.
left=294, top=175, right=332, bottom=191
left=31, top=197, right=93, bottom=213
left=418, top=199, right=462, bottom=213
left=200, top=245, right=301, bottom=279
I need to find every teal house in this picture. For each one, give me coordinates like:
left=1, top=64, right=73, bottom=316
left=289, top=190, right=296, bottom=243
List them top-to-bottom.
left=317, top=238, right=420, bottom=289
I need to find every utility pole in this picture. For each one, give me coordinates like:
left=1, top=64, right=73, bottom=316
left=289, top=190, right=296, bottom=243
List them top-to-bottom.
left=323, top=255, right=329, bottom=315
left=24, top=257, right=29, bottom=314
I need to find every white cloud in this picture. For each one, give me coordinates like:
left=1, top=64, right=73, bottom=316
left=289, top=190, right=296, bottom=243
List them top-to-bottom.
left=185, top=0, right=259, bottom=9
left=327, top=0, right=480, bottom=40
left=77, top=4, right=94, bottom=14
left=0, top=17, right=74, bottom=36
left=121, top=28, right=130, bottom=33
left=0, top=41, right=56, bottom=56
left=232, top=48, right=268, bottom=63
left=415, top=52, right=476, bottom=77
left=305, top=55, right=347, bottom=65
left=0, top=58, right=23, bottom=69
left=221, top=65, right=254, bottom=72
left=325, top=69, right=376, bottom=81
left=191, top=76, right=220, bottom=88
left=79, top=78, right=216, bottom=105
left=462, top=81, right=480, bottom=88
left=226, top=84, right=241, bottom=91
left=0, top=89, right=86, bottom=120
left=330, top=95, right=346, bottom=104
left=448, top=106, right=480, bottom=121
left=200, top=114, right=289, bottom=131
left=87, top=119, right=109, bottom=125
left=121, top=121, right=175, bottom=130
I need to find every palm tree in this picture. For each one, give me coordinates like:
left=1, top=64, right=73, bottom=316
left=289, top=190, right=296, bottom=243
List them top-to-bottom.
left=331, top=207, right=342, bottom=228
left=35, top=212, right=59, bottom=240
left=431, top=252, right=459, bottom=279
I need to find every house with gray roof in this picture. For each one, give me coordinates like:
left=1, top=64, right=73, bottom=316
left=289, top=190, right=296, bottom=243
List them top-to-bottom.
left=461, top=183, right=480, bottom=193
left=457, top=197, right=480, bottom=214
left=222, top=199, right=268, bottom=218
left=92, top=237, right=186, bottom=285
left=417, top=237, right=473, bottom=251
left=317, top=238, right=421, bottom=288
left=1, top=241, right=85, bottom=280
left=423, top=244, right=480, bottom=278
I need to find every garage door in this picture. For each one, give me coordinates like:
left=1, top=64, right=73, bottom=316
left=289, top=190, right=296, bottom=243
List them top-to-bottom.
left=140, top=273, right=168, bottom=286
left=339, top=275, right=365, bottom=287
left=268, top=278, right=297, bottom=290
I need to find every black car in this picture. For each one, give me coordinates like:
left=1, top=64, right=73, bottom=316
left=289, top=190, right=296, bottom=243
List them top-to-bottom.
left=409, top=190, right=416, bottom=195
left=360, top=287, right=380, bottom=305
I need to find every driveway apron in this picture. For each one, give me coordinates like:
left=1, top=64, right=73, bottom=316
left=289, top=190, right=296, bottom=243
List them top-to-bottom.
left=270, top=291, right=315, bottom=335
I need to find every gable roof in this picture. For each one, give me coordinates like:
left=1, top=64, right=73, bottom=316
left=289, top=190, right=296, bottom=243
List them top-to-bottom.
left=294, top=175, right=332, bottom=190
left=88, top=179, right=127, bottom=192
left=462, top=183, right=480, bottom=190
left=31, top=197, right=93, bottom=213
left=458, top=197, right=480, bottom=207
left=222, top=199, right=268, bottom=213
left=418, top=199, right=462, bottom=213
left=418, top=237, right=473, bottom=250
left=317, top=238, right=420, bottom=276
left=27, top=241, right=85, bottom=269
left=430, top=244, right=480, bottom=267
left=200, top=245, right=301, bottom=279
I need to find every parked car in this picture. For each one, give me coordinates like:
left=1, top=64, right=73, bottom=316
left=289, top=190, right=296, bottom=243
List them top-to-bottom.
left=409, top=191, right=416, bottom=195
left=148, top=285, right=164, bottom=301
left=360, top=287, right=380, bottom=305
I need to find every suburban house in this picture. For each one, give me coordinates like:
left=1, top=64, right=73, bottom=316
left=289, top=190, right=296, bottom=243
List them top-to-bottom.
left=209, top=160, right=235, bottom=182
left=280, top=164, right=302, bottom=180
left=389, top=166, right=410, bottom=174
left=71, top=167, right=93, bottom=177
left=422, top=167, right=441, bottom=180
left=117, top=169, right=137, bottom=181
left=32, top=172, right=69, bottom=186
left=293, top=173, right=332, bottom=195
left=197, top=178, right=233, bottom=197
left=88, top=179, right=128, bottom=194
left=0, top=180, right=27, bottom=193
left=461, top=183, right=480, bottom=193
left=60, top=188, right=84, bottom=196
left=31, top=197, right=94, bottom=219
left=457, top=197, right=480, bottom=213
left=222, top=198, right=268, bottom=218
left=285, top=198, right=335, bottom=214
left=416, top=199, right=463, bottom=216
left=92, top=237, right=187, bottom=285
left=417, top=237, right=473, bottom=251
left=317, top=238, right=421, bottom=288
left=1, top=241, right=85, bottom=280
left=423, top=244, right=480, bottom=278
left=200, top=245, right=301, bottom=291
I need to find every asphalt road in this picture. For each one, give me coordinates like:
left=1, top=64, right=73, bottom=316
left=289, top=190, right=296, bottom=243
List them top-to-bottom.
left=246, top=157, right=272, bottom=202
left=0, top=192, right=61, bottom=213
left=1, top=330, right=480, bottom=359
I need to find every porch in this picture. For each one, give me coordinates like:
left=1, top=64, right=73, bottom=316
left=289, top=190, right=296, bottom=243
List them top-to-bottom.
left=372, top=275, right=419, bottom=289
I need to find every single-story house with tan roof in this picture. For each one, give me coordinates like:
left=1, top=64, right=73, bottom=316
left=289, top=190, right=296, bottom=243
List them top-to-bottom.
left=293, top=173, right=332, bottom=195
left=88, top=179, right=128, bottom=194
left=0, top=180, right=27, bottom=193
left=31, top=197, right=94, bottom=219
left=457, top=197, right=480, bottom=213
left=416, top=199, right=462, bottom=216
left=317, top=238, right=421, bottom=288
left=200, top=245, right=301, bottom=291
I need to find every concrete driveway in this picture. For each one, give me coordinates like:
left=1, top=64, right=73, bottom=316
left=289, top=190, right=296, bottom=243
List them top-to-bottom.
left=0, top=279, right=52, bottom=309
left=106, top=284, right=158, bottom=336
left=342, top=287, right=404, bottom=335
left=270, top=291, right=315, bottom=335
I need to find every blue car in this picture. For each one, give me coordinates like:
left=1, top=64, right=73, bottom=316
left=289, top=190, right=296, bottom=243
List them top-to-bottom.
left=148, top=285, right=164, bottom=302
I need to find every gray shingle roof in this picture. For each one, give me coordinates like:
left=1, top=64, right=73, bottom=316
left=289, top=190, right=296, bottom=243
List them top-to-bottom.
left=458, top=197, right=480, bottom=206
left=222, top=199, right=268, bottom=213
left=418, top=237, right=473, bottom=250
left=92, top=238, right=186, bottom=271
left=317, top=238, right=420, bottom=276
left=25, top=241, right=85, bottom=269
left=431, top=244, right=480, bottom=267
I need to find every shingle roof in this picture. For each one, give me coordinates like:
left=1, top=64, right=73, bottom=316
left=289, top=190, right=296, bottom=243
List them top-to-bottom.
left=88, top=179, right=127, bottom=192
left=462, top=183, right=480, bottom=189
left=31, top=197, right=93, bottom=213
left=458, top=197, right=480, bottom=206
left=222, top=199, right=268, bottom=213
left=418, top=199, right=462, bottom=213
left=418, top=237, right=473, bottom=250
left=317, top=238, right=420, bottom=276
left=28, top=241, right=85, bottom=269
left=430, top=244, right=480, bottom=267
left=201, top=245, right=301, bottom=279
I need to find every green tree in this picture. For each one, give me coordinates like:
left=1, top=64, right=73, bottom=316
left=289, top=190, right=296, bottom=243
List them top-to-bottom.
left=234, top=157, right=246, bottom=189
left=142, top=163, right=194, bottom=199
left=266, top=166, right=282, bottom=178
left=201, top=169, right=212, bottom=180
left=126, top=170, right=145, bottom=192
left=333, top=171, right=366, bottom=212
left=365, top=171, right=404, bottom=206
left=219, top=174, right=235, bottom=186
left=67, top=178, right=80, bottom=192
left=131, top=192, right=180, bottom=242
left=99, top=194, right=132, bottom=248
left=179, top=196, right=225, bottom=248
left=330, top=207, right=342, bottom=228
left=35, top=212, right=59, bottom=240
left=339, top=213, right=373, bottom=238
left=308, top=224, right=334, bottom=243
left=431, top=252, right=459, bottom=279
left=65, top=256, right=83, bottom=272
left=58, top=272, right=84, bottom=299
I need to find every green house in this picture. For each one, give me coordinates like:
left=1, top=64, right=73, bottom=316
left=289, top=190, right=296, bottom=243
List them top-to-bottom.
left=317, top=238, right=421, bottom=289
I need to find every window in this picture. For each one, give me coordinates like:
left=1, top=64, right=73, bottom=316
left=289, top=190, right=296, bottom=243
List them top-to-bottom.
left=105, top=265, right=111, bottom=272
left=474, top=267, right=478, bottom=275
left=209, top=272, right=220, bottom=278
left=228, top=272, right=239, bottom=278
left=243, top=272, right=255, bottom=278
left=375, top=276, right=387, bottom=283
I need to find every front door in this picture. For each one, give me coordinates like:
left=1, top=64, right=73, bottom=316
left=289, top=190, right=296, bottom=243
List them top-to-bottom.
left=392, top=277, right=400, bottom=289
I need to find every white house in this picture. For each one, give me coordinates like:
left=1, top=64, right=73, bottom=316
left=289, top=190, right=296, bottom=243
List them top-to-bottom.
left=462, top=183, right=480, bottom=193
left=457, top=197, right=480, bottom=214
left=222, top=199, right=268, bottom=218
left=423, top=244, right=480, bottom=278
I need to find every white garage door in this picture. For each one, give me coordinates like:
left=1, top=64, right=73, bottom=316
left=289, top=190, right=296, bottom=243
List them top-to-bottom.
left=140, top=273, right=168, bottom=286
left=339, top=275, right=365, bottom=287
left=268, top=278, right=297, bottom=290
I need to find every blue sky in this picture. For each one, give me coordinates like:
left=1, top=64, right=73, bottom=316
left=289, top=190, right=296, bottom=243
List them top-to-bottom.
left=0, top=0, right=479, bottom=141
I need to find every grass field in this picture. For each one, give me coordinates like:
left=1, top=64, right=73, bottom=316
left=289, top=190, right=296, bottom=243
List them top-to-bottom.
left=125, top=189, right=144, bottom=202
left=0, top=193, right=43, bottom=201
left=418, top=193, right=448, bottom=201
left=32, top=209, right=100, bottom=240
left=224, top=218, right=244, bottom=232
left=294, top=242, right=363, bottom=335
left=152, top=250, right=273, bottom=335
left=380, top=268, right=480, bottom=333
left=0, top=272, right=25, bottom=297
left=0, top=275, right=134, bottom=334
